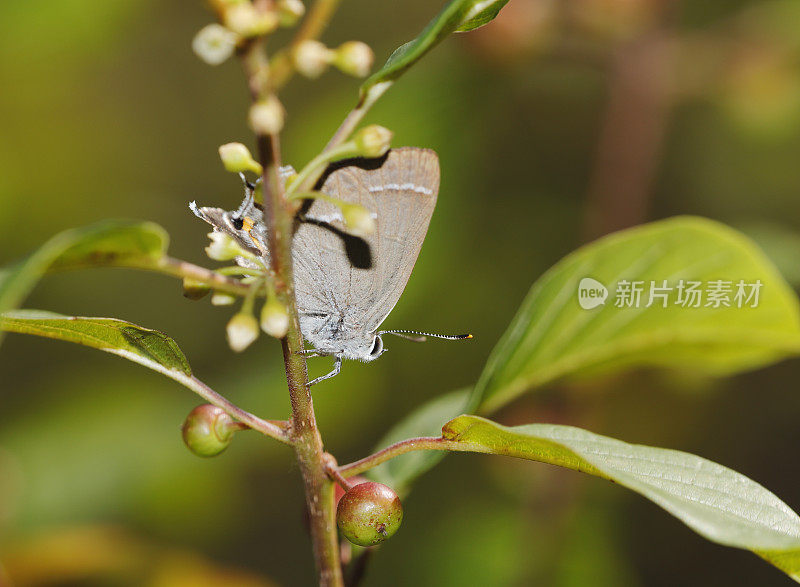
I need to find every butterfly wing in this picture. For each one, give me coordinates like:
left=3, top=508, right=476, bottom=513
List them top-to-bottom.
left=292, top=147, right=440, bottom=350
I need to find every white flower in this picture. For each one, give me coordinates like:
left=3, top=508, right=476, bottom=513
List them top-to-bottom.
left=192, top=24, right=238, bottom=66
left=293, top=40, right=333, bottom=78
left=333, top=41, right=374, bottom=77
left=249, top=96, right=285, bottom=135
left=353, top=125, right=393, bottom=158
left=218, top=142, right=262, bottom=174
left=340, top=203, right=376, bottom=238
left=205, top=232, right=243, bottom=261
left=260, top=297, right=290, bottom=338
left=227, top=313, right=260, bottom=352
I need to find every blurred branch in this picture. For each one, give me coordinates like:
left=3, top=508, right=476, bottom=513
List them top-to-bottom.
left=582, top=28, right=675, bottom=240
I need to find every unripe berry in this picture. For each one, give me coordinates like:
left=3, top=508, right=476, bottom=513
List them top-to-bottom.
left=182, top=404, right=236, bottom=457
left=336, top=482, right=403, bottom=547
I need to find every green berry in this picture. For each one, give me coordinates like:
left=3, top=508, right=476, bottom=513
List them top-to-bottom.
left=182, top=404, right=236, bottom=457
left=336, top=482, right=403, bottom=546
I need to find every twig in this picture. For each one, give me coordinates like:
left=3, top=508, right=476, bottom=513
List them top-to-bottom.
left=338, top=437, right=461, bottom=477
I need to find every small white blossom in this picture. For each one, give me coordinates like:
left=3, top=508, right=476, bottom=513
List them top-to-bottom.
left=278, top=0, right=305, bottom=26
left=192, top=24, right=238, bottom=66
left=293, top=40, right=333, bottom=78
left=333, top=41, right=374, bottom=77
left=249, top=96, right=285, bottom=135
left=354, top=125, right=393, bottom=158
left=218, top=142, right=262, bottom=174
left=340, top=203, right=376, bottom=238
left=206, top=232, right=244, bottom=262
left=260, top=298, right=290, bottom=338
left=227, top=313, right=260, bottom=352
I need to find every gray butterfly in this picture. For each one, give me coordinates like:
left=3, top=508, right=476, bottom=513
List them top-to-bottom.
left=191, top=147, right=470, bottom=384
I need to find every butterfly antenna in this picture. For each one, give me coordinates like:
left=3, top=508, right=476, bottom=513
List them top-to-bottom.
left=238, top=172, right=256, bottom=191
left=234, top=177, right=255, bottom=219
left=379, top=329, right=473, bottom=343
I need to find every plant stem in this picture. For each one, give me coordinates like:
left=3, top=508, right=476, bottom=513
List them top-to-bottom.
left=242, top=39, right=344, bottom=587
left=294, top=82, right=391, bottom=195
left=61, top=256, right=257, bottom=298
left=173, top=373, right=290, bottom=443
left=338, top=436, right=462, bottom=477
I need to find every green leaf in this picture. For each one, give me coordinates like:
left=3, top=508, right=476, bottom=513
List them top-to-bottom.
left=361, top=0, right=509, bottom=95
left=456, top=0, right=510, bottom=32
left=472, top=216, right=800, bottom=413
left=0, top=221, right=168, bottom=343
left=0, top=310, right=191, bottom=377
left=370, top=389, right=470, bottom=494
left=440, top=415, right=800, bottom=581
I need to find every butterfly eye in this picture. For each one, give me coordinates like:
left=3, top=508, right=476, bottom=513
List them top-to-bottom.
left=231, top=216, right=244, bottom=231
left=369, top=336, right=384, bottom=358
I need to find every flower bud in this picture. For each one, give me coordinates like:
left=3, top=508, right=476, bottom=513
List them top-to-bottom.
left=277, top=0, right=305, bottom=27
left=224, top=3, right=279, bottom=37
left=192, top=24, right=239, bottom=66
left=292, top=40, right=333, bottom=78
left=332, top=41, right=374, bottom=77
left=249, top=96, right=285, bottom=135
left=353, top=125, right=392, bottom=158
left=218, top=142, right=263, bottom=174
left=340, top=203, right=376, bottom=238
left=205, top=232, right=244, bottom=261
left=182, top=277, right=211, bottom=300
left=212, top=292, right=237, bottom=306
left=260, top=297, right=290, bottom=338
left=227, top=312, right=260, bottom=352
left=182, top=404, right=236, bottom=457
left=337, top=482, right=403, bottom=547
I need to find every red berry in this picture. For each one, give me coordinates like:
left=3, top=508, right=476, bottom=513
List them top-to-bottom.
left=336, top=482, right=403, bottom=547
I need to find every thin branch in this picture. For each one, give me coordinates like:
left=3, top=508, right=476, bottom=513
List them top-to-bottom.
left=93, top=256, right=257, bottom=297
left=173, top=372, right=291, bottom=444
left=338, top=437, right=463, bottom=477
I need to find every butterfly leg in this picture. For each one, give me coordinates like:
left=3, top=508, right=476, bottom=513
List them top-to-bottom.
left=308, top=356, right=342, bottom=386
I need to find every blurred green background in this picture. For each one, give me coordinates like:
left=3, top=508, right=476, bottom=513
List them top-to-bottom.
left=4, top=0, right=800, bottom=585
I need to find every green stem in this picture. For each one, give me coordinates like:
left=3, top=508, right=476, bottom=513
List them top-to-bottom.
left=294, top=82, right=391, bottom=195
left=285, top=142, right=358, bottom=197
left=89, top=256, right=257, bottom=298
